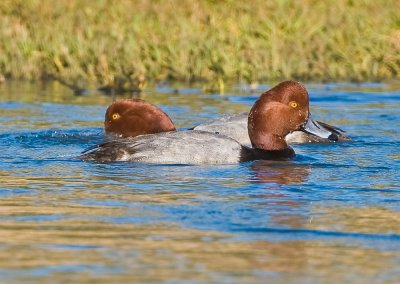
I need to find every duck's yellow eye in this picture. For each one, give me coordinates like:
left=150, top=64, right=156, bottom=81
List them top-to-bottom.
left=289, top=101, right=298, bottom=108
left=112, top=113, right=120, bottom=120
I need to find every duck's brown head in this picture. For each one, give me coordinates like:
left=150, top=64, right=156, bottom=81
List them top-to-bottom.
left=248, top=81, right=311, bottom=151
left=104, top=99, right=176, bottom=138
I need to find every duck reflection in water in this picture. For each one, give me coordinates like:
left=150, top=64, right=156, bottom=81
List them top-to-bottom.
left=249, top=160, right=311, bottom=185
left=248, top=161, right=312, bottom=228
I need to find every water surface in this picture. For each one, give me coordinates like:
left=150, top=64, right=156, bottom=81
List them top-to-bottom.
left=0, top=81, right=399, bottom=283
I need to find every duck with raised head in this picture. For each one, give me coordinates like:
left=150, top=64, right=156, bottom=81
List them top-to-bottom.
left=80, top=81, right=338, bottom=164
left=193, top=85, right=350, bottom=145
left=193, top=112, right=350, bottom=145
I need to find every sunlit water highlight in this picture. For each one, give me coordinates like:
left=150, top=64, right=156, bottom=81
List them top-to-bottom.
left=0, top=81, right=399, bottom=283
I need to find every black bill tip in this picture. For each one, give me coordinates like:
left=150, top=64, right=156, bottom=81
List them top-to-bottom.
left=328, top=133, right=339, bottom=142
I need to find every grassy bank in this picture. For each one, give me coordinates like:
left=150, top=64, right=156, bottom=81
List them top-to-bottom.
left=0, top=0, right=400, bottom=90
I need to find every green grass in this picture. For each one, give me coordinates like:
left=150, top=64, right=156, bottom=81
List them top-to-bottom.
left=0, top=0, right=400, bottom=90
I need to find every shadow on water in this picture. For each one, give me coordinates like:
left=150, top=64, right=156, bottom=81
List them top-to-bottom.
left=0, top=81, right=399, bottom=283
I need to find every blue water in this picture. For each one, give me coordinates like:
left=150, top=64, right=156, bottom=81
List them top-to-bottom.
left=0, top=81, right=399, bottom=283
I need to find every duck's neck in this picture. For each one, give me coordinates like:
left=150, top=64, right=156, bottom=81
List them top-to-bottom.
left=239, top=133, right=295, bottom=162
left=251, top=133, right=290, bottom=151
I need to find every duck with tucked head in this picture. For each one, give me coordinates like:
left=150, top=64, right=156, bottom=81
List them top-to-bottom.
left=81, top=81, right=337, bottom=164
left=104, top=99, right=176, bottom=138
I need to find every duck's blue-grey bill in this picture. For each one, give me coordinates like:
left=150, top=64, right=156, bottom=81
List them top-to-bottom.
left=302, top=114, right=338, bottom=141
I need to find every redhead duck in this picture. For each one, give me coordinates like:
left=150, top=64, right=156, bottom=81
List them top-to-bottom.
left=80, top=81, right=338, bottom=164
left=193, top=86, right=350, bottom=145
left=104, top=99, right=176, bottom=138
left=193, top=112, right=349, bottom=145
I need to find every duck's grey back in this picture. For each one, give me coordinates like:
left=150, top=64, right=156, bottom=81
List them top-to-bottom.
left=193, top=113, right=251, bottom=146
left=81, top=131, right=243, bottom=165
